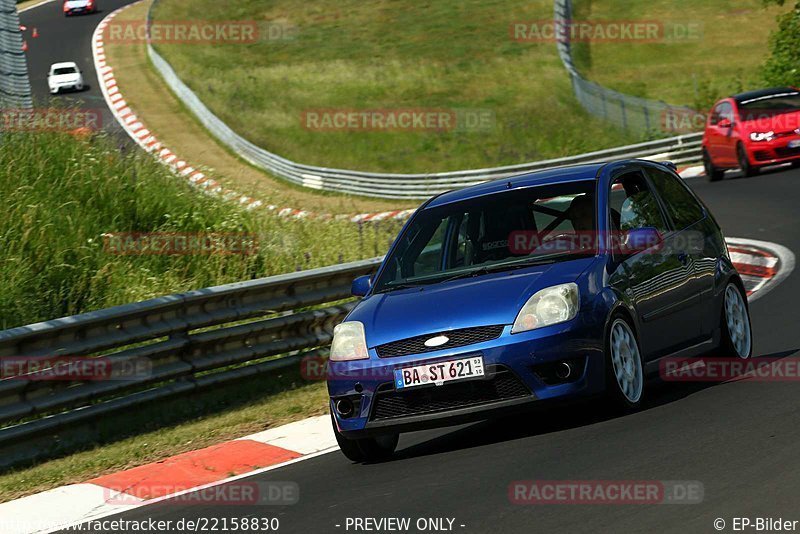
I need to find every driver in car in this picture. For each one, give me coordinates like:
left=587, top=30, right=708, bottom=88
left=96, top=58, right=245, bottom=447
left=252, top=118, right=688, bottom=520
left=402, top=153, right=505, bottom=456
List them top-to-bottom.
left=529, top=194, right=596, bottom=256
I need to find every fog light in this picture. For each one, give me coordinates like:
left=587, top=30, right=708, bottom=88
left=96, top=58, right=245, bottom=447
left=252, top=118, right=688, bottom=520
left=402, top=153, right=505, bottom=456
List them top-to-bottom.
left=531, top=357, right=585, bottom=385
left=555, top=361, right=572, bottom=380
left=335, top=398, right=354, bottom=418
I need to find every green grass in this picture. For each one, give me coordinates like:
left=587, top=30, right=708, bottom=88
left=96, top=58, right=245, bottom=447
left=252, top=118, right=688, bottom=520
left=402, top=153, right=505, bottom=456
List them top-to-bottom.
left=151, top=0, right=642, bottom=174
left=572, top=0, right=786, bottom=112
left=0, top=132, right=401, bottom=329
left=0, top=132, right=391, bottom=500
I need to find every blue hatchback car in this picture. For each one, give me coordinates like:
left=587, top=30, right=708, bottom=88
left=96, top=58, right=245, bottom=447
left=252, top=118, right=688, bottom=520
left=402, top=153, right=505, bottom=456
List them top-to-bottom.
left=328, top=160, right=753, bottom=462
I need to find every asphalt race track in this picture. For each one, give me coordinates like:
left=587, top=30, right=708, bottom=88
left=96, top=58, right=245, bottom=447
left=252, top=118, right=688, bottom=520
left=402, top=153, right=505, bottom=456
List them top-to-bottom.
left=19, top=0, right=139, bottom=137
left=21, top=3, right=800, bottom=534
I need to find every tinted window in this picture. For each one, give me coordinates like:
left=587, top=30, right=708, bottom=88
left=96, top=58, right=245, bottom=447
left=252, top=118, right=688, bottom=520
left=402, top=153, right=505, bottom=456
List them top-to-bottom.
left=739, top=91, right=800, bottom=120
left=719, top=102, right=734, bottom=123
left=709, top=103, right=723, bottom=126
left=647, top=168, right=705, bottom=230
left=609, top=171, right=668, bottom=234
left=373, top=181, right=597, bottom=292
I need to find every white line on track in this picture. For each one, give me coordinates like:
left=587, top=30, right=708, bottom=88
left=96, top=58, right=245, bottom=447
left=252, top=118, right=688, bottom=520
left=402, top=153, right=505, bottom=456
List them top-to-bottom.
left=18, top=0, right=58, bottom=13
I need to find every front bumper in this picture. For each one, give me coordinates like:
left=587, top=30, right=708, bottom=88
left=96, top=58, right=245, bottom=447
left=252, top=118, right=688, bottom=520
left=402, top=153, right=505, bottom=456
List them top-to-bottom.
left=64, top=6, right=94, bottom=15
left=50, top=82, right=81, bottom=93
left=746, top=136, right=800, bottom=166
left=328, top=320, right=606, bottom=437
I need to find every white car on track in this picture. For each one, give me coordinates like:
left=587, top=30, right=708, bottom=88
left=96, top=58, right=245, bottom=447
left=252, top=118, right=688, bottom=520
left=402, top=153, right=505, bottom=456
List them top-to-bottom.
left=63, top=0, right=98, bottom=16
left=47, top=62, right=85, bottom=94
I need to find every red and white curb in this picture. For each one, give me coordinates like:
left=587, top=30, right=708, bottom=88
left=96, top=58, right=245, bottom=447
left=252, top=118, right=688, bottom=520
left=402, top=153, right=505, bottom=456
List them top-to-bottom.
left=676, top=164, right=705, bottom=179
left=727, top=237, right=795, bottom=302
left=0, top=415, right=338, bottom=534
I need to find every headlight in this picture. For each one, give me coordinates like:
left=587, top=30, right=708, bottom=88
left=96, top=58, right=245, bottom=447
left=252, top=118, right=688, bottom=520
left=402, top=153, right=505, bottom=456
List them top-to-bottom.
left=749, top=131, right=774, bottom=142
left=511, top=283, right=579, bottom=334
left=330, top=321, right=369, bottom=361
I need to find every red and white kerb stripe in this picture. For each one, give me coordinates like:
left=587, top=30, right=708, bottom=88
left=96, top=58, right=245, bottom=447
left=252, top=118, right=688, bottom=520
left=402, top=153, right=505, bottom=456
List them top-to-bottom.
left=728, top=243, right=779, bottom=296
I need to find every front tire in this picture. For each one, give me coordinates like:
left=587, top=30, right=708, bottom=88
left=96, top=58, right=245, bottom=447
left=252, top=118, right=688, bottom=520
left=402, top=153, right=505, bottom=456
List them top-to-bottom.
left=738, top=143, right=759, bottom=177
left=703, top=149, right=725, bottom=182
left=719, top=282, right=753, bottom=359
left=605, top=315, right=645, bottom=410
left=331, top=412, right=398, bottom=463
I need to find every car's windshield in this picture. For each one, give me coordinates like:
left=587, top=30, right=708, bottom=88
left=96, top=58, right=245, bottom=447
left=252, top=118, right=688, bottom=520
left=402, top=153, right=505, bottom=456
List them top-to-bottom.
left=52, top=67, right=77, bottom=75
left=739, top=91, right=800, bottom=120
left=373, top=180, right=597, bottom=293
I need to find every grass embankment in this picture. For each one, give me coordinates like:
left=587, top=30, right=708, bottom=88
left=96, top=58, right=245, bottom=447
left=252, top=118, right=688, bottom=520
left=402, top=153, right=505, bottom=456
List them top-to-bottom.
left=146, top=0, right=640, bottom=175
left=572, top=0, right=785, bottom=111
left=105, top=1, right=410, bottom=215
left=0, top=131, right=395, bottom=500
left=0, top=132, right=400, bottom=330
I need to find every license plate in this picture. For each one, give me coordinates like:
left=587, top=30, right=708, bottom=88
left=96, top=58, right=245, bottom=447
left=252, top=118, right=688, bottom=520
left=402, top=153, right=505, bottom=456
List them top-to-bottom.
left=788, top=140, right=800, bottom=148
left=394, top=356, right=485, bottom=390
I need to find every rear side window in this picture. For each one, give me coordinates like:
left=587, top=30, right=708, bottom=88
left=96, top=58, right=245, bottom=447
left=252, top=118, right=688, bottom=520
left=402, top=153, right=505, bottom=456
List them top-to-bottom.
left=647, top=168, right=705, bottom=230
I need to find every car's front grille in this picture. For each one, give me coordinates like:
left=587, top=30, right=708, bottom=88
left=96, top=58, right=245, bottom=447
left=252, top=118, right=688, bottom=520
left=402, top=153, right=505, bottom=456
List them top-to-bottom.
left=775, top=146, right=800, bottom=158
left=753, top=150, right=772, bottom=162
left=375, top=325, right=504, bottom=358
left=369, top=366, right=531, bottom=421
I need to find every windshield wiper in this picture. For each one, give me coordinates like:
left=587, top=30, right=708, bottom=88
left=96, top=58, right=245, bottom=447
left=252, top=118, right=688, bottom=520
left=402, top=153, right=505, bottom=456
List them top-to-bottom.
left=438, top=257, right=560, bottom=284
left=375, top=282, right=423, bottom=293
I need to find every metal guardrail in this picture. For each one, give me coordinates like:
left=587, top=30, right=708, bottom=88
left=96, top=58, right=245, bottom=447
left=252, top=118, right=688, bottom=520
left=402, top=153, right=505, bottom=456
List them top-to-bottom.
left=0, top=0, right=32, bottom=111
left=144, top=0, right=703, bottom=200
left=554, top=0, right=701, bottom=135
left=0, top=257, right=382, bottom=468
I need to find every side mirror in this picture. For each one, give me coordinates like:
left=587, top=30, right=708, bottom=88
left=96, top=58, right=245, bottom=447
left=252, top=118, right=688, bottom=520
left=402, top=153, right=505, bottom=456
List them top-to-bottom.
left=718, top=118, right=732, bottom=128
left=623, top=227, right=663, bottom=254
left=351, top=275, right=372, bottom=297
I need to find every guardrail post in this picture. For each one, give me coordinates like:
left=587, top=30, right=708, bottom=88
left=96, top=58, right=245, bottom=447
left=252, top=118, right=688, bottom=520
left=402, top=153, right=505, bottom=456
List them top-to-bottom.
left=620, top=99, right=627, bottom=130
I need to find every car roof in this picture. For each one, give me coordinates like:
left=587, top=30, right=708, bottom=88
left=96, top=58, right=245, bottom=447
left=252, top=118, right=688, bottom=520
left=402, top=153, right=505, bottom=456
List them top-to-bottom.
left=50, top=62, right=78, bottom=69
left=732, top=87, right=798, bottom=105
left=427, top=163, right=605, bottom=208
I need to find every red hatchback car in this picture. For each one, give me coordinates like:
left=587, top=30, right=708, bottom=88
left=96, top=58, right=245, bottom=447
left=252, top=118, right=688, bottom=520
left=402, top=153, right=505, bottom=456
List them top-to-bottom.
left=702, top=87, right=800, bottom=181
